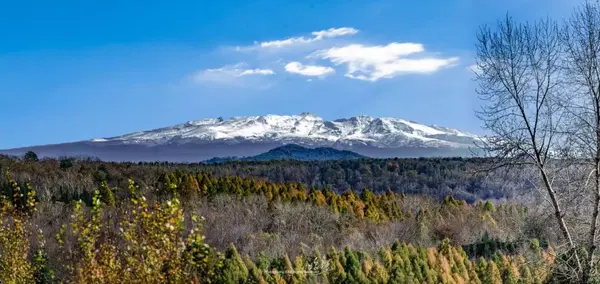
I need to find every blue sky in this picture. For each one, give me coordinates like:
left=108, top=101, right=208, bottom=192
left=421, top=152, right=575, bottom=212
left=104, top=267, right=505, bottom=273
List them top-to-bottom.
left=0, top=0, right=583, bottom=149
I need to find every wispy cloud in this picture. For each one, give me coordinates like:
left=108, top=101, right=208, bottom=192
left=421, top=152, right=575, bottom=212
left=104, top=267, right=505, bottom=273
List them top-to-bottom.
left=257, top=27, right=358, bottom=48
left=311, top=27, right=359, bottom=40
left=314, top=43, right=459, bottom=81
left=284, top=62, right=335, bottom=77
left=191, top=63, right=275, bottom=86
left=467, top=64, right=482, bottom=75
left=239, top=69, right=275, bottom=76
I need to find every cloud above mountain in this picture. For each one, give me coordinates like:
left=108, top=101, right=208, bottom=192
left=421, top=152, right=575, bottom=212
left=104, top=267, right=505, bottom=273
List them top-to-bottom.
left=193, top=27, right=460, bottom=85
left=257, top=27, right=359, bottom=48
left=314, top=43, right=459, bottom=81
left=284, top=62, right=335, bottom=77
left=191, top=63, right=275, bottom=87
left=238, top=69, right=275, bottom=76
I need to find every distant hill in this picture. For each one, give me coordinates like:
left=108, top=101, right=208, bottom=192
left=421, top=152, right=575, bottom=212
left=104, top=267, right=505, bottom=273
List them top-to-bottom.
left=204, top=144, right=365, bottom=163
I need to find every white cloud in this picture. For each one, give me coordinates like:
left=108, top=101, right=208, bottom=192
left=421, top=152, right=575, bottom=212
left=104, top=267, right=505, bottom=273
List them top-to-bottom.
left=259, top=27, right=358, bottom=48
left=311, top=27, right=359, bottom=40
left=260, top=37, right=311, bottom=48
left=314, top=43, right=459, bottom=81
left=284, top=62, right=335, bottom=77
left=191, top=63, right=274, bottom=85
left=467, top=64, right=482, bottom=75
left=239, top=69, right=275, bottom=76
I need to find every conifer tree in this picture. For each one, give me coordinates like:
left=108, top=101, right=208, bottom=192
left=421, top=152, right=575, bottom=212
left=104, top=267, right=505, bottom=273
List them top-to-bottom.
left=23, top=151, right=39, bottom=162
left=180, top=174, right=200, bottom=198
left=98, top=181, right=115, bottom=207
left=308, top=188, right=327, bottom=206
left=360, top=188, right=374, bottom=203
left=483, top=201, right=496, bottom=212
left=218, top=244, right=249, bottom=283
left=327, top=247, right=346, bottom=284
left=343, top=247, right=367, bottom=283
left=379, top=247, right=393, bottom=268
left=256, top=252, right=270, bottom=271
left=281, top=254, right=296, bottom=284
left=293, top=254, right=307, bottom=283
left=246, top=256, right=266, bottom=284
left=517, top=256, right=534, bottom=284
left=476, top=257, right=489, bottom=284
left=367, top=261, right=389, bottom=284
left=485, top=261, right=502, bottom=284
left=501, top=263, right=518, bottom=284
left=468, top=265, right=482, bottom=284
left=270, top=269, right=286, bottom=284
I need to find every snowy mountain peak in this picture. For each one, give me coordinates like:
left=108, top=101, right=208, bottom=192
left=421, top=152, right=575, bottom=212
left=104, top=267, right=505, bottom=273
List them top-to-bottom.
left=299, top=112, right=318, bottom=118
left=91, top=113, right=479, bottom=149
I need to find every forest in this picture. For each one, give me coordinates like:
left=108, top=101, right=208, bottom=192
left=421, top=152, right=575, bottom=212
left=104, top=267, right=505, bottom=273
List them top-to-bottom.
left=0, top=154, right=562, bottom=283
left=0, top=154, right=533, bottom=202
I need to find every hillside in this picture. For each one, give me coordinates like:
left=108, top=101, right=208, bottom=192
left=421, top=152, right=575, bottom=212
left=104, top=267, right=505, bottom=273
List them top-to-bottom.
left=204, top=144, right=365, bottom=163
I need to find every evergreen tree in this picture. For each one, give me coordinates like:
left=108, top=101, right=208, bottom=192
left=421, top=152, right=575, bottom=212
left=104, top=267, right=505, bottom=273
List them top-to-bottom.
left=23, top=151, right=39, bottom=162
left=180, top=174, right=200, bottom=198
left=98, top=182, right=115, bottom=207
left=484, top=201, right=496, bottom=212
left=218, top=244, right=249, bottom=283
left=344, top=247, right=367, bottom=283
left=327, top=248, right=346, bottom=284
left=293, top=254, right=307, bottom=283
left=246, top=256, right=266, bottom=284
left=368, top=261, right=390, bottom=284
left=485, top=261, right=502, bottom=284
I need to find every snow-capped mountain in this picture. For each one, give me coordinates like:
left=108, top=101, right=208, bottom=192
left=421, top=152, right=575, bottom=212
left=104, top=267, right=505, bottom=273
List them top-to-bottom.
left=0, top=113, right=481, bottom=162
left=93, top=113, right=478, bottom=147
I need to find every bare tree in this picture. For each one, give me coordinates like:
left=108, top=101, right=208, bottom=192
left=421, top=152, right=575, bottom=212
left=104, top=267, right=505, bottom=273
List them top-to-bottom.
left=562, top=2, right=600, bottom=281
left=474, top=14, right=585, bottom=279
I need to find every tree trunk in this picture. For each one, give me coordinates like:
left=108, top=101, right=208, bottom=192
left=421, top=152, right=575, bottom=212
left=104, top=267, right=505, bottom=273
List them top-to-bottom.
left=584, top=160, right=600, bottom=283
left=539, top=166, right=583, bottom=278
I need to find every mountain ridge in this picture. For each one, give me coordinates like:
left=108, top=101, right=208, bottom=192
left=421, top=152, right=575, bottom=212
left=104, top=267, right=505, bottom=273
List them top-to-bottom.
left=0, top=113, right=481, bottom=161
left=90, top=113, right=479, bottom=148
left=204, top=144, right=366, bottom=163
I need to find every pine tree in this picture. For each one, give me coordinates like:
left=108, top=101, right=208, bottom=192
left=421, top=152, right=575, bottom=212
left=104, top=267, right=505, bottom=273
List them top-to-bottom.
left=23, top=151, right=39, bottom=162
left=180, top=174, right=200, bottom=198
left=98, top=182, right=115, bottom=207
left=308, top=188, right=327, bottom=206
left=360, top=188, right=374, bottom=203
left=483, top=201, right=496, bottom=212
left=365, top=203, right=381, bottom=221
left=218, top=244, right=249, bottom=283
left=327, top=247, right=346, bottom=284
left=344, top=247, right=367, bottom=283
left=379, top=247, right=393, bottom=268
left=309, top=249, right=328, bottom=284
left=256, top=252, right=270, bottom=271
left=246, top=256, right=266, bottom=284
left=517, top=256, right=534, bottom=284
left=476, top=257, right=488, bottom=284
left=500, top=259, right=518, bottom=284
left=368, top=261, right=389, bottom=284
left=485, top=261, right=502, bottom=284
left=468, top=265, right=482, bottom=284
left=270, top=269, right=287, bottom=284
